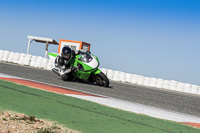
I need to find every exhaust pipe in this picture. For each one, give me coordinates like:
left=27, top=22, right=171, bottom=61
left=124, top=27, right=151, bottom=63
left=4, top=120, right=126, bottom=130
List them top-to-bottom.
left=52, top=68, right=72, bottom=76
left=62, top=68, right=72, bottom=75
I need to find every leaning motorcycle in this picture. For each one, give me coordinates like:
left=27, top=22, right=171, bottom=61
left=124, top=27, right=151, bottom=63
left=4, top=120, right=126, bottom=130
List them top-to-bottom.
left=48, top=51, right=109, bottom=87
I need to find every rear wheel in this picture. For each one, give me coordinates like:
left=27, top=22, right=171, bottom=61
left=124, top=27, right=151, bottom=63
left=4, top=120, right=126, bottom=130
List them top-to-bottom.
left=95, top=72, right=109, bottom=87
left=61, top=73, right=73, bottom=81
left=61, top=74, right=69, bottom=81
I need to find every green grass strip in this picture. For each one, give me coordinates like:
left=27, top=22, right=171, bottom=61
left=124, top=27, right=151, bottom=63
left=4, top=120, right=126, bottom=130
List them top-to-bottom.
left=0, top=79, right=199, bottom=133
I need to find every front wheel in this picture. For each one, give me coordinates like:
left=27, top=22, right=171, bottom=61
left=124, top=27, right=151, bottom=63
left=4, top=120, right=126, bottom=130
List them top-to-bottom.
left=95, top=72, right=109, bottom=87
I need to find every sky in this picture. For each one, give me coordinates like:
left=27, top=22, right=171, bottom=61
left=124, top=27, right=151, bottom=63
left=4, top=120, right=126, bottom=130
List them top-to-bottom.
left=0, top=0, right=200, bottom=85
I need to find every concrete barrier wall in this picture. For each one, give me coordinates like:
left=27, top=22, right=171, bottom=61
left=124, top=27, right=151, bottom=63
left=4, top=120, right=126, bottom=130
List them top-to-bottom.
left=0, top=49, right=199, bottom=95
left=0, top=49, right=54, bottom=71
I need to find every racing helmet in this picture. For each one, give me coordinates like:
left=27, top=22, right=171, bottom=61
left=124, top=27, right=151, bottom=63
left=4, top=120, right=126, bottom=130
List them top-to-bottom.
left=61, top=46, right=72, bottom=60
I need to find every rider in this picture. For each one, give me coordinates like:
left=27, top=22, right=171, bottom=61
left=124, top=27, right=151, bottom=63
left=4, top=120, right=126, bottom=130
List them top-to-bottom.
left=53, top=46, right=76, bottom=80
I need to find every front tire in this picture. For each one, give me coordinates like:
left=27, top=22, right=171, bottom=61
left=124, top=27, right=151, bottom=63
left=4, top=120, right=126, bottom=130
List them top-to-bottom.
left=95, top=72, right=109, bottom=87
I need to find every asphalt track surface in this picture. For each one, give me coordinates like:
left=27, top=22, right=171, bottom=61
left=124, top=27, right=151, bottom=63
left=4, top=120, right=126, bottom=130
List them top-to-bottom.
left=0, top=62, right=200, bottom=117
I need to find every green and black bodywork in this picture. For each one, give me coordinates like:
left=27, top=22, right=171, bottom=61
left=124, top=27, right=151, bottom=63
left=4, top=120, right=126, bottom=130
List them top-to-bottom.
left=48, top=51, right=109, bottom=87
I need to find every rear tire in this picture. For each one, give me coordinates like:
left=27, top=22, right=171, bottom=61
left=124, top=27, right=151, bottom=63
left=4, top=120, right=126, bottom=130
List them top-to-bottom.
left=95, top=72, right=109, bottom=87
left=61, top=73, right=73, bottom=81
left=61, top=74, right=69, bottom=81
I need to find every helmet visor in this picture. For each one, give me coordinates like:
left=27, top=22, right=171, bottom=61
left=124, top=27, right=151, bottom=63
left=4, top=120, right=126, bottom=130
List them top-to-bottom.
left=64, top=53, right=71, bottom=59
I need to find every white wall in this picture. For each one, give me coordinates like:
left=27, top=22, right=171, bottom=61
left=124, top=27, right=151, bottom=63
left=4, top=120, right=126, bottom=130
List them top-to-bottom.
left=0, top=49, right=199, bottom=95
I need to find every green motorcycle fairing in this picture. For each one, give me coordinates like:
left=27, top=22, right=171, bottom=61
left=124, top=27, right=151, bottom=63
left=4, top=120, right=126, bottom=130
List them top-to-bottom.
left=48, top=52, right=101, bottom=80
left=70, top=53, right=101, bottom=80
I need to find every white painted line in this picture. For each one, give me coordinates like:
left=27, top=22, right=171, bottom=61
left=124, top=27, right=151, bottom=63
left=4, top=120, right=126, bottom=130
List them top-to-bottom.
left=0, top=73, right=200, bottom=124
left=0, top=73, right=24, bottom=79
left=65, top=94, right=200, bottom=123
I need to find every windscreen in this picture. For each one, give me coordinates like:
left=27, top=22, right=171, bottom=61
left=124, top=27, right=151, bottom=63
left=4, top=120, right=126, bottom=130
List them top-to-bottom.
left=79, top=52, right=93, bottom=63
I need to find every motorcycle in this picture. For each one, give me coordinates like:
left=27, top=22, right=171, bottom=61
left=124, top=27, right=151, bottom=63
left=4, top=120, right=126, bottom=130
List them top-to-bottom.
left=48, top=51, right=109, bottom=87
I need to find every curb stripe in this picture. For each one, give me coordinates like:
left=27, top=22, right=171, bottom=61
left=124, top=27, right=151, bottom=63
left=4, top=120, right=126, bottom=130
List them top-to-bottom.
left=0, top=75, right=200, bottom=129
left=0, top=77, right=102, bottom=97
left=181, top=122, right=200, bottom=128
